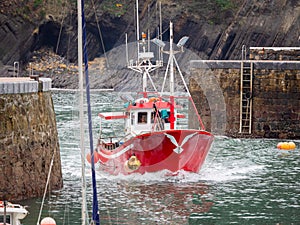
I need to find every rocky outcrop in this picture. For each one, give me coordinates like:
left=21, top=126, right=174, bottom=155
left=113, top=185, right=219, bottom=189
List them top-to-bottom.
left=1, top=0, right=299, bottom=84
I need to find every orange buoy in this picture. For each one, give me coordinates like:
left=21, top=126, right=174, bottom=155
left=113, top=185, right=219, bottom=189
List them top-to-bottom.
left=142, top=32, right=147, bottom=39
left=149, top=97, right=160, bottom=102
left=277, top=141, right=296, bottom=150
left=86, top=151, right=100, bottom=164
left=40, top=217, right=56, bottom=225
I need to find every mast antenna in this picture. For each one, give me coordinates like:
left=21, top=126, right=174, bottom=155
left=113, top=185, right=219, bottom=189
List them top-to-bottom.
left=136, top=0, right=139, bottom=41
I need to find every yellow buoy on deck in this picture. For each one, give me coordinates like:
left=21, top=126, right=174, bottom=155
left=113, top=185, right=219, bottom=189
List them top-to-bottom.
left=277, top=141, right=296, bottom=150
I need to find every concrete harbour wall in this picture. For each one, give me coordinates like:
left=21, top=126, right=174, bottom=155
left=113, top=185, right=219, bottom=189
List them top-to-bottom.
left=189, top=48, right=300, bottom=139
left=0, top=77, right=62, bottom=201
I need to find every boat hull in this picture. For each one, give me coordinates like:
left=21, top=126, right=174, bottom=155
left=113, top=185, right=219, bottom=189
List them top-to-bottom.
left=97, top=130, right=214, bottom=175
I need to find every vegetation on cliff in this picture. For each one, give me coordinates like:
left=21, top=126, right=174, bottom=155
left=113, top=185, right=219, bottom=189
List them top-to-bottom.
left=0, top=0, right=299, bottom=83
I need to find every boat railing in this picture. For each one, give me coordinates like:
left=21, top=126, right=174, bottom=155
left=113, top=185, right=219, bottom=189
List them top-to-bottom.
left=151, top=116, right=165, bottom=132
left=99, top=132, right=133, bottom=150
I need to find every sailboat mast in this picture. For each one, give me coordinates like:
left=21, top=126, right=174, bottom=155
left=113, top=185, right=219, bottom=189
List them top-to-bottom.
left=77, top=0, right=88, bottom=224
left=81, top=0, right=100, bottom=224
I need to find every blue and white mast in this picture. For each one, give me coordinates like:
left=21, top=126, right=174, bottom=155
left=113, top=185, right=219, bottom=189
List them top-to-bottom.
left=78, top=0, right=100, bottom=224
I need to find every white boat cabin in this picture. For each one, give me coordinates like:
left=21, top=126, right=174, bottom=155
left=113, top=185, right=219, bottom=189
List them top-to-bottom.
left=98, top=98, right=185, bottom=140
left=126, top=107, right=172, bottom=134
left=0, top=201, right=28, bottom=225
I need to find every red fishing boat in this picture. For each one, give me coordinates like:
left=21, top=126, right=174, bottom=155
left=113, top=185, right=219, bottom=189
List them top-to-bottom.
left=90, top=6, right=214, bottom=175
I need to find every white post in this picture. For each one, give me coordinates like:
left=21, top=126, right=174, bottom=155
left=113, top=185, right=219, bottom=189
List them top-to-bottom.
left=77, top=0, right=87, bottom=224
left=125, top=33, right=128, bottom=65
left=13, top=61, right=19, bottom=77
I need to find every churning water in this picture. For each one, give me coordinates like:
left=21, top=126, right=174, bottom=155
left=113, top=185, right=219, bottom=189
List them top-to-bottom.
left=20, top=91, right=300, bottom=225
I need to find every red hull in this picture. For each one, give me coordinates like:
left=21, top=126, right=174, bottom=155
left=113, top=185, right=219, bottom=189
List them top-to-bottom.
left=97, top=130, right=214, bottom=175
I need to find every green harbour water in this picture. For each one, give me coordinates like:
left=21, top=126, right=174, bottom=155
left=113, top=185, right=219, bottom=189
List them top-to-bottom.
left=20, top=91, right=300, bottom=225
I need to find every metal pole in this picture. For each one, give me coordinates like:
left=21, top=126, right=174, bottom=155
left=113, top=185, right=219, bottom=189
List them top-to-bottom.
left=77, top=0, right=88, bottom=224
left=136, top=0, right=139, bottom=41
left=125, top=33, right=128, bottom=65
left=13, top=61, right=19, bottom=77
left=4, top=200, right=7, bottom=225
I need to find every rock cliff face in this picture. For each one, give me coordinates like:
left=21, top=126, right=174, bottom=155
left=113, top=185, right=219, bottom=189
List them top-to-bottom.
left=0, top=0, right=299, bottom=75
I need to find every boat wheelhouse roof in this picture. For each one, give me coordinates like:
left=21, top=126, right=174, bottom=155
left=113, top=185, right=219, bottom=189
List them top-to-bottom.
left=98, top=100, right=183, bottom=121
left=127, top=101, right=182, bottom=110
left=98, top=112, right=128, bottom=120
left=0, top=202, right=28, bottom=215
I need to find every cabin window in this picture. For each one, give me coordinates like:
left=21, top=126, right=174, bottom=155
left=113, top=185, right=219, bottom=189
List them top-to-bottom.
left=138, top=112, right=148, bottom=124
left=0, top=215, right=10, bottom=224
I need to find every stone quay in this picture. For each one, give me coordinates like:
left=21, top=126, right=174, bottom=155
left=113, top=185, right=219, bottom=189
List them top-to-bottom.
left=0, top=77, right=62, bottom=201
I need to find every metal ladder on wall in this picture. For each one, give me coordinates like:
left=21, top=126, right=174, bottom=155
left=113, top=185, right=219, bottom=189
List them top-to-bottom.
left=239, top=45, right=253, bottom=134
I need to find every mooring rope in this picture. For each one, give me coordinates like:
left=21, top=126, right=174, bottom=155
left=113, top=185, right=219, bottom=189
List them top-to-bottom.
left=36, top=153, right=55, bottom=225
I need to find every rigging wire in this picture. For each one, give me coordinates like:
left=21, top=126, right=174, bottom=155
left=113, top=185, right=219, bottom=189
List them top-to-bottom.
left=55, top=0, right=68, bottom=54
left=90, top=0, right=110, bottom=68
left=66, top=7, right=73, bottom=62
left=36, top=153, right=55, bottom=225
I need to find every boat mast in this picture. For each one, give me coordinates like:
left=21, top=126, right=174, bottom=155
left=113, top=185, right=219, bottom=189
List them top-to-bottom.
left=77, top=0, right=88, bottom=224
left=81, top=0, right=100, bottom=223
left=127, top=0, right=162, bottom=97
left=136, top=0, right=147, bottom=97
left=136, top=0, right=139, bottom=41
left=159, top=1, right=163, bottom=62
left=169, top=21, right=175, bottom=129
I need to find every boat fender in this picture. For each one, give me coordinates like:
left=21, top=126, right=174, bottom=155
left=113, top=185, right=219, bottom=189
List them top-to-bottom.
left=86, top=151, right=99, bottom=164
left=124, top=155, right=141, bottom=172
left=40, top=217, right=56, bottom=225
